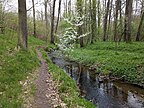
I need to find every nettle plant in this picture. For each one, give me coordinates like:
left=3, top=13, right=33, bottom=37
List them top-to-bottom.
left=57, top=12, right=89, bottom=56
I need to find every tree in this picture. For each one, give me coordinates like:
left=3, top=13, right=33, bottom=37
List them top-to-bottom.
left=18, top=0, right=28, bottom=49
left=32, top=0, right=37, bottom=37
left=44, top=0, right=49, bottom=42
left=51, top=0, right=56, bottom=44
left=55, top=0, right=62, bottom=33
left=77, top=0, right=84, bottom=47
left=91, top=0, right=97, bottom=43
left=97, top=0, right=101, bottom=37
left=103, top=0, right=110, bottom=41
left=114, top=0, right=119, bottom=42
left=124, top=0, right=133, bottom=42
left=136, top=4, right=144, bottom=41
left=136, top=11, right=144, bottom=41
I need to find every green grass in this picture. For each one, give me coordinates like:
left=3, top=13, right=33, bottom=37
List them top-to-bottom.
left=0, top=30, right=46, bottom=108
left=68, top=42, right=144, bottom=87
left=41, top=49, right=95, bottom=108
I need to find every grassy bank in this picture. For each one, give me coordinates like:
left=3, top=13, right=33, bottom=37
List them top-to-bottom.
left=0, top=30, right=45, bottom=108
left=68, top=42, right=144, bottom=87
left=41, top=49, right=95, bottom=108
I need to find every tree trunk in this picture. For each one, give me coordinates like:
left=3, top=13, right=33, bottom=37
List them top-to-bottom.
left=18, top=0, right=28, bottom=49
left=32, top=0, right=36, bottom=37
left=44, top=0, right=48, bottom=42
left=51, top=0, right=56, bottom=44
left=55, top=0, right=62, bottom=33
left=77, top=0, right=84, bottom=47
left=91, top=0, right=97, bottom=43
left=97, top=0, right=101, bottom=37
left=103, top=0, right=110, bottom=41
left=107, top=0, right=113, bottom=41
left=114, top=0, right=119, bottom=42
left=124, top=0, right=133, bottom=42
left=136, top=12, right=144, bottom=41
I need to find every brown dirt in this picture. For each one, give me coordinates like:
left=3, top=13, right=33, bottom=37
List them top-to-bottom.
left=22, top=49, right=66, bottom=108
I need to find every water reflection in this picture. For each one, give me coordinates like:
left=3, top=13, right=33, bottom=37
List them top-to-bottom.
left=49, top=52, right=144, bottom=108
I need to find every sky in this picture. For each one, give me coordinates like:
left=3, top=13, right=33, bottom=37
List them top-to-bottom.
left=5, top=0, right=76, bottom=17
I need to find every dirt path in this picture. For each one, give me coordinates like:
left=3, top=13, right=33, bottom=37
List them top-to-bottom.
left=31, top=49, right=65, bottom=108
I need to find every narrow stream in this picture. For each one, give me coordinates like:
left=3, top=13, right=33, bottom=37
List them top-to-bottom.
left=48, top=51, right=144, bottom=108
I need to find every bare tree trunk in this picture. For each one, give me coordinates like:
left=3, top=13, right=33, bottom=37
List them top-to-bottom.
left=18, top=0, right=28, bottom=49
left=32, top=0, right=36, bottom=37
left=44, top=0, right=48, bottom=42
left=51, top=0, right=56, bottom=44
left=55, top=0, right=62, bottom=33
left=77, top=0, right=84, bottom=47
left=91, top=0, right=97, bottom=43
left=97, top=0, right=101, bottom=37
left=103, top=0, right=110, bottom=41
left=107, top=0, right=113, bottom=41
left=114, top=0, right=119, bottom=42
left=119, top=0, right=123, bottom=42
left=124, top=0, right=133, bottom=42
left=136, top=12, right=144, bottom=41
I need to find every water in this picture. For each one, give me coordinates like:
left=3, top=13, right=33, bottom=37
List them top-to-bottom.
left=48, top=51, right=144, bottom=108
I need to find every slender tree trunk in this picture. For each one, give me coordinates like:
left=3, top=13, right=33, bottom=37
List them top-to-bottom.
left=18, top=0, right=28, bottom=49
left=32, top=0, right=36, bottom=37
left=45, top=0, right=49, bottom=42
left=51, top=0, right=56, bottom=44
left=55, top=0, right=62, bottom=33
left=77, top=0, right=84, bottom=47
left=89, top=0, right=92, bottom=43
left=91, top=0, right=97, bottom=43
left=97, top=0, right=101, bottom=37
left=103, top=0, right=110, bottom=41
left=107, top=0, right=113, bottom=41
left=114, top=0, right=119, bottom=42
left=119, top=0, right=123, bottom=42
left=124, top=0, right=133, bottom=42
left=136, top=12, right=144, bottom=41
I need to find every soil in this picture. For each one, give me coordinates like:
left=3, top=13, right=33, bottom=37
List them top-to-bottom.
left=22, top=48, right=66, bottom=108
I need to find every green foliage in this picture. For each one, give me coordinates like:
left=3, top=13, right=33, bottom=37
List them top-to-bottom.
left=0, top=30, right=46, bottom=108
left=69, top=42, right=144, bottom=87
left=41, top=50, right=95, bottom=108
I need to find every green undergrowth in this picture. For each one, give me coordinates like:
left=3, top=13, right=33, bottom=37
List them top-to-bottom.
left=0, top=30, right=46, bottom=108
left=69, top=42, right=144, bottom=87
left=41, top=49, right=95, bottom=108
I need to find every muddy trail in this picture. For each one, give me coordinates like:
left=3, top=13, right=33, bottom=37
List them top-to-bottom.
left=31, top=49, right=65, bottom=108
left=49, top=50, right=144, bottom=108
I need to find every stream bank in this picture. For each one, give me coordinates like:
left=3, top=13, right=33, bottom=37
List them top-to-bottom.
left=48, top=50, right=144, bottom=108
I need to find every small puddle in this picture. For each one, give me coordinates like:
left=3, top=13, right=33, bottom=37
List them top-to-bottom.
left=48, top=51, right=144, bottom=108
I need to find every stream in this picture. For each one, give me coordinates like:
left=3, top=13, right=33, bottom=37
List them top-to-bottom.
left=48, top=51, right=144, bottom=108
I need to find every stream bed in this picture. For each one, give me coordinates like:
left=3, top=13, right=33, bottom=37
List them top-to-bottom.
left=48, top=51, right=144, bottom=108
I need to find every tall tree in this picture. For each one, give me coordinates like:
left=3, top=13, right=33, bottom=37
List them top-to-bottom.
left=18, top=0, right=28, bottom=49
left=32, top=0, right=36, bottom=37
left=44, top=0, right=48, bottom=42
left=51, top=0, right=56, bottom=44
left=55, top=0, right=62, bottom=33
left=77, top=0, right=84, bottom=47
left=91, top=0, right=97, bottom=43
left=97, top=0, right=101, bottom=37
left=103, top=0, right=110, bottom=41
left=107, top=0, right=113, bottom=40
left=114, top=0, right=119, bottom=42
left=124, top=0, right=133, bottom=42
left=136, top=10, right=144, bottom=41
